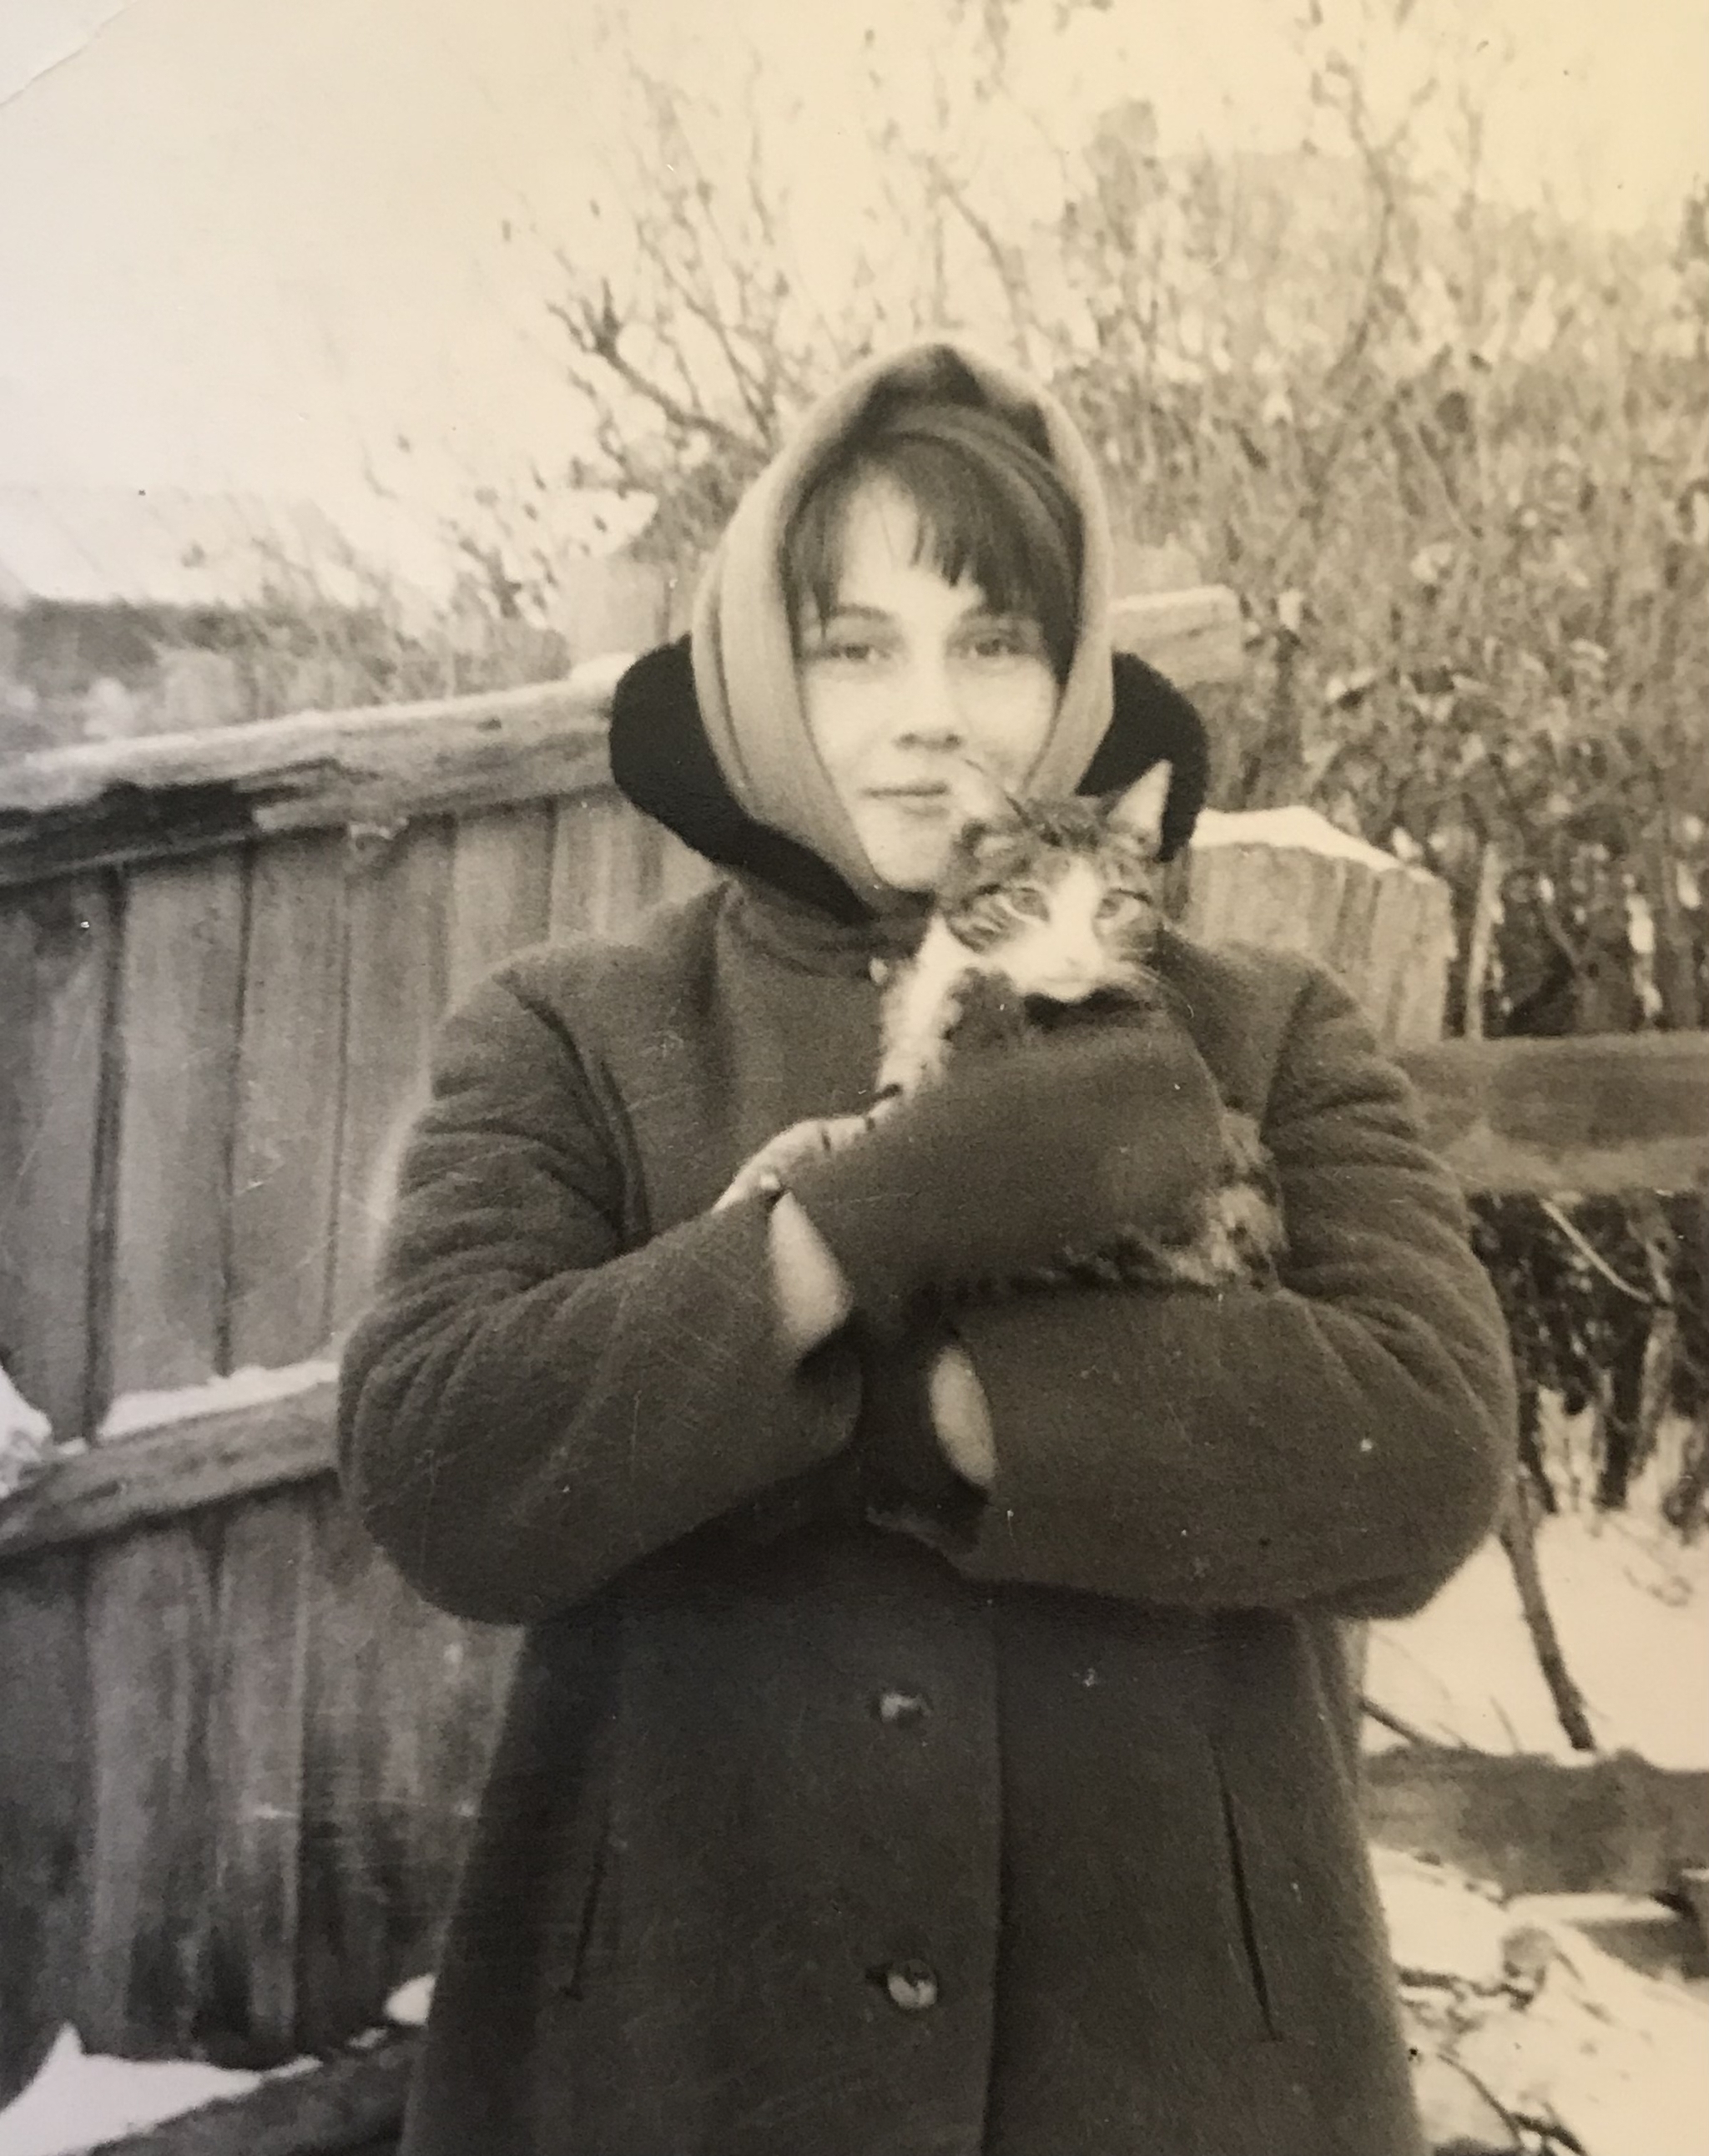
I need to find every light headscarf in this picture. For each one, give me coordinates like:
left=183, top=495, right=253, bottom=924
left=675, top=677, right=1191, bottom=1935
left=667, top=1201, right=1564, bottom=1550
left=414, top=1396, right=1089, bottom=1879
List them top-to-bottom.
left=689, top=341, right=1115, bottom=911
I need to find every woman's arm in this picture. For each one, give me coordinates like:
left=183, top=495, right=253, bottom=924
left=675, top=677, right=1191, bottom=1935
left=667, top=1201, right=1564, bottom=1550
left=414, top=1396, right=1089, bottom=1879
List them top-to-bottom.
left=941, top=965, right=1517, bottom=1618
left=337, top=972, right=857, bottom=1624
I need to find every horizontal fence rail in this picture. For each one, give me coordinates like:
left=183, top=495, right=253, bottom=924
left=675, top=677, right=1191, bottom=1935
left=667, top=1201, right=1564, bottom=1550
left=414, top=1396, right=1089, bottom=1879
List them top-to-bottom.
left=0, top=669, right=619, bottom=890
left=1402, top=1030, right=1709, bottom=1197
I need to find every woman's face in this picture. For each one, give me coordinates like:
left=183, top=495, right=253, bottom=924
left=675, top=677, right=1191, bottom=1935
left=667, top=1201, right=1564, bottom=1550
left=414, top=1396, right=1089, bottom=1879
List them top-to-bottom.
left=796, top=476, right=1061, bottom=892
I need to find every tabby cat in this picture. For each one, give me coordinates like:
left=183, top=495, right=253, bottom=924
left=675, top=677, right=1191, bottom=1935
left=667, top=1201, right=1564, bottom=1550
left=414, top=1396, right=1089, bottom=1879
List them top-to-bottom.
left=718, top=762, right=1285, bottom=1295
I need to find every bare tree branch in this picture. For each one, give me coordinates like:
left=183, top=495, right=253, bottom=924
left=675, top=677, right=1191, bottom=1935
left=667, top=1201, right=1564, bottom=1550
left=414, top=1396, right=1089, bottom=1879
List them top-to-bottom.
left=918, top=149, right=1034, bottom=366
left=544, top=284, right=760, bottom=462
left=1499, top=1473, right=1598, bottom=1754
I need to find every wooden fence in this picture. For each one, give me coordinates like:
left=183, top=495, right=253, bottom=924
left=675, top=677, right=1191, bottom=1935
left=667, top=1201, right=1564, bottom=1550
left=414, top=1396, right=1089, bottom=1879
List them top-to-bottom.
left=1, top=591, right=1706, bottom=2094
left=0, top=679, right=718, bottom=2085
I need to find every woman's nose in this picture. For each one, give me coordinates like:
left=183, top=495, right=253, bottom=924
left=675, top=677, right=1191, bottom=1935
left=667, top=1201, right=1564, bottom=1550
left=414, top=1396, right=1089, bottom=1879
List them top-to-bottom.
left=897, top=657, right=964, bottom=746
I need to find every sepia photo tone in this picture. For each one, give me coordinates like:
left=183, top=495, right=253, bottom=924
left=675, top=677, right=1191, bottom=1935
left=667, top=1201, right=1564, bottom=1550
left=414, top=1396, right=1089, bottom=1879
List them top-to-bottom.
left=1, top=2, right=1706, bottom=2149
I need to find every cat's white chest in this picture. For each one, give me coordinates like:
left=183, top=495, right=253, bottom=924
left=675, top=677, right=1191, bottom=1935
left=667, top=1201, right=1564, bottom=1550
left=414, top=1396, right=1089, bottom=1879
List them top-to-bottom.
left=876, top=878, right=1120, bottom=1098
left=877, top=919, right=983, bottom=1096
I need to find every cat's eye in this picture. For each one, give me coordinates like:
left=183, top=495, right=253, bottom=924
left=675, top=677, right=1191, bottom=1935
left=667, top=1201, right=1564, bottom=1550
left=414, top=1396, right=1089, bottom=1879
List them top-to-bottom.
left=1008, top=886, right=1052, bottom=918
left=1097, top=891, right=1149, bottom=923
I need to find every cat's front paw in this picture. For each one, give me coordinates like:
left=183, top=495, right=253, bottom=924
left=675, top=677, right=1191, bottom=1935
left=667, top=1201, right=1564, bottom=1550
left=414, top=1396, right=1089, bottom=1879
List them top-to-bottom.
left=713, top=1113, right=878, bottom=1211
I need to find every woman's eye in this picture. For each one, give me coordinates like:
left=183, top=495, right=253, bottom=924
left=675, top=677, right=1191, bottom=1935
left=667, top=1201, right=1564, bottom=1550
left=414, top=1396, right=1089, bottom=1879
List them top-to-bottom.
left=962, top=619, right=1043, bottom=663
left=801, top=620, right=894, bottom=666
left=809, top=637, right=881, bottom=665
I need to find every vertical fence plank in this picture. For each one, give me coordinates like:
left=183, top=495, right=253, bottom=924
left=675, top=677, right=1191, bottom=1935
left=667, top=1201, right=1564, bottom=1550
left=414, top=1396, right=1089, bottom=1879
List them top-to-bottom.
left=548, top=790, right=661, bottom=940
left=446, top=802, right=555, bottom=1007
left=318, top=810, right=524, bottom=2048
left=330, top=820, right=454, bottom=1336
left=657, top=826, right=715, bottom=907
left=212, top=829, right=359, bottom=2057
left=209, top=831, right=349, bottom=2051
left=227, top=831, right=350, bottom=1372
left=83, top=852, right=245, bottom=2054
left=106, top=853, right=246, bottom=1396
left=1322, top=866, right=1384, bottom=1015
left=0, top=876, right=116, bottom=1442
left=1384, top=878, right=1457, bottom=1049
left=0, top=881, right=109, bottom=2095
left=296, top=1485, right=515, bottom=2047
left=299, top=1486, right=426, bottom=2046
left=204, top=1490, right=315, bottom=2060
left=79, top=1520, right=215, bottom=2055
left=0, top=1549, right=89, bottom=2108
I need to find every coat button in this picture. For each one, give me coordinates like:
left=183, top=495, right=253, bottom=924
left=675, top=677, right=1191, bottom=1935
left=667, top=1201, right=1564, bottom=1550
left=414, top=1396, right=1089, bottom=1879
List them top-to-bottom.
left=875, top=1689, right=928, bottom=1724
left=883, top=1961, right=940, bottom=2012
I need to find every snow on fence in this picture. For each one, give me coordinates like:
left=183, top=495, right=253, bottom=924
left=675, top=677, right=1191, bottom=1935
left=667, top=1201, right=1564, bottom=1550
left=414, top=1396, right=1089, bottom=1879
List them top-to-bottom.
left=0, top=584, right=1705, bottom=2102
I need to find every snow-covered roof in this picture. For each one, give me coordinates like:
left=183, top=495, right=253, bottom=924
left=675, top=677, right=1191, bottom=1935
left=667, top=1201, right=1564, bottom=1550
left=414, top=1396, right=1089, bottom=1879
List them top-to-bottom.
left=0, top=486, right=357, bottom=611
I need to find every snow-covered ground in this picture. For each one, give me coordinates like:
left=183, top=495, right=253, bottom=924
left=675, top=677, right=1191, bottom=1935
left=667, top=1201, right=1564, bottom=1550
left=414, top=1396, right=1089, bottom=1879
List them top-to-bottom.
left=0, top=1366, right=77, bottom=1502
left=1366, top=1507, right=1709, bottom=1768
left=1377, top=1846, right=1709, bottom=2156
left=0, top=2031, right=274, bottom=2156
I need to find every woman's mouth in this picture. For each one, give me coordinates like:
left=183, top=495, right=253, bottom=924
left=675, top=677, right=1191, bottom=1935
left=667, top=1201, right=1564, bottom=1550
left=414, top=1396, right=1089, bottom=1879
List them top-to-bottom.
left=867, top=783, right=952, bottom=808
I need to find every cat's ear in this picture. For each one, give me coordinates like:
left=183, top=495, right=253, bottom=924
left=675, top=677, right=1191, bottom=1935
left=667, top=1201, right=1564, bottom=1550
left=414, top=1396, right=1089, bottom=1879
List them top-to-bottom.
left=1104, top=762, right=1173, bottom=848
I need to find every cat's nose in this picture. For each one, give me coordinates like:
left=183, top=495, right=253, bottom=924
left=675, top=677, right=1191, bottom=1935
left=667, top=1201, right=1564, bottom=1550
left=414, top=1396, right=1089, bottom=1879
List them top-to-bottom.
left=1032, top=971, right=1095, bottom=1001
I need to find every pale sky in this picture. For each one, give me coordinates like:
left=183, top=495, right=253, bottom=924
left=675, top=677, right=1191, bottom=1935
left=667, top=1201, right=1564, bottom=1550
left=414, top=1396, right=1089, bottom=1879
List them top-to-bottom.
left=0, top=0, right=1702, bottom=593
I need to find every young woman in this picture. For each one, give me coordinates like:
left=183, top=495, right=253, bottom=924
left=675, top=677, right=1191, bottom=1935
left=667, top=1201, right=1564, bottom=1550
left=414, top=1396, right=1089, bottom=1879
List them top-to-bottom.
left=339, top=341, right=1515, bottom=2156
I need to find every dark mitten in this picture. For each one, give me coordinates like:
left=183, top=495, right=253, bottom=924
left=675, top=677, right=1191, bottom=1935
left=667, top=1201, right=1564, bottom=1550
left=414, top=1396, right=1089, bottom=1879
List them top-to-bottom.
left=785, top=1018, right=1223, bottom=1324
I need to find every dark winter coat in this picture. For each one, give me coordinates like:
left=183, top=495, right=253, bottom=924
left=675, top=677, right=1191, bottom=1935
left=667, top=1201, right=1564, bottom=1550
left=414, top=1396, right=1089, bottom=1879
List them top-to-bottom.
left=338, top=865, right=1517, bottom=2156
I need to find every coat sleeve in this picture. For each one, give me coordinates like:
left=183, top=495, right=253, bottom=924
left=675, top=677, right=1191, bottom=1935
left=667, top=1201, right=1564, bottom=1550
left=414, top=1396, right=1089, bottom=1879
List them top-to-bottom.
left=946, top=964, right=1517, bottom=1618
left=337, top=970, right=857, bottom=1624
